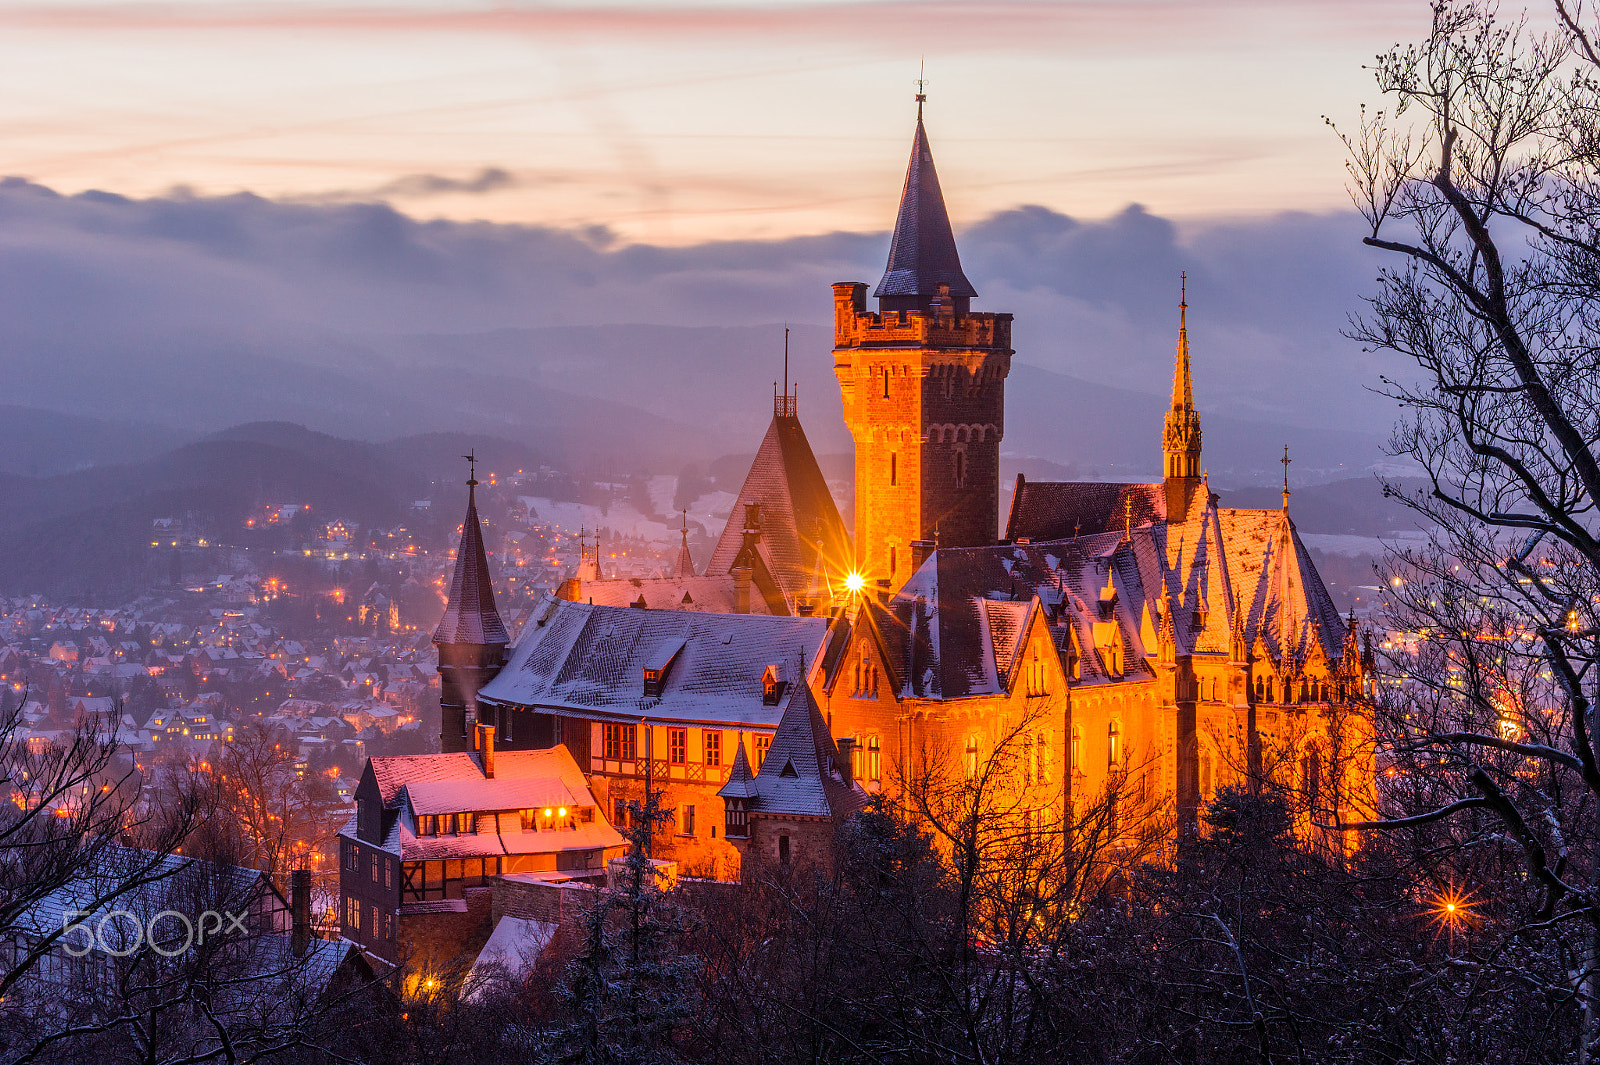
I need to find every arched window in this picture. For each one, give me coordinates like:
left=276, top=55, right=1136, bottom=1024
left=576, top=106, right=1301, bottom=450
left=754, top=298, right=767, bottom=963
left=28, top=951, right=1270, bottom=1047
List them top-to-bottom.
left=882, top=367, right=891, bottom=399
left=953, top=449, right=966, bottom=488
left=889, top=452, right=898, bottom=486
left=1027, top=647, right=1047, bottom=697
left=1254, top=676, right=1263, bottom=701
left=1266, top=678, right=1275, bottom=703
left=1108, top=719, right=1122, bottom=767
left=1070, top=726, right=1082, bottom=778
left=1036, top=730, right=1051, bottom=785
left=1021, top=732, right=1034, bottom=786
left=866, top=735, right=882, bottom=784
left=965, top=735, right=980, bottom=780
left=1199, top=744, right=1215, bottom=801
left=1302, top=744, right=1324, bottom=815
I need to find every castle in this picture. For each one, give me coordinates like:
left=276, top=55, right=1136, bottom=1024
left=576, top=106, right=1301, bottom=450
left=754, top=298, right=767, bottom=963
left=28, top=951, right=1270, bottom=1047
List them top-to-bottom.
left=414, top=99, right=1375, bottom=882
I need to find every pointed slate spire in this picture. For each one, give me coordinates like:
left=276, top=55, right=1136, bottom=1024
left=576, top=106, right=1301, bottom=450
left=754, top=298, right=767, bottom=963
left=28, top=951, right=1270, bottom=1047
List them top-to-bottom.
left=874, top=108, right=977, bottom=313
left=433, top=459, right=509, bottom=646
left=674, top=510, right=696, bottom=579
left=743, top=680, right=866, bottom=819
left=718, top=734, right=758, bottom=802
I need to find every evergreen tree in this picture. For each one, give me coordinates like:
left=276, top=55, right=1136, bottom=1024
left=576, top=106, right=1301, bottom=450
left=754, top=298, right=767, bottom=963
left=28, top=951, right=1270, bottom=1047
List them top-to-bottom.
left=557, top=788, right=699, bottom=1064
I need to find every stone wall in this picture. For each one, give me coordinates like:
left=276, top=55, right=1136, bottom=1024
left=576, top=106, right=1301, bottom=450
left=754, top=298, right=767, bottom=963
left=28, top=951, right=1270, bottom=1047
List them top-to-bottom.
left=395, top=886, right=494, bottom=973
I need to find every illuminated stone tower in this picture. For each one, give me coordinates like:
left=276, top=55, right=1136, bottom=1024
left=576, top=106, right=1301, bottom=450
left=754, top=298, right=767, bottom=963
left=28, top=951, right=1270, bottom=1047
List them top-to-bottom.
left=834, top=100, right=1012, bottom=589
left=1163, top=277, right=1204, bottom=521
left=434, top=455, right=509, bottom=754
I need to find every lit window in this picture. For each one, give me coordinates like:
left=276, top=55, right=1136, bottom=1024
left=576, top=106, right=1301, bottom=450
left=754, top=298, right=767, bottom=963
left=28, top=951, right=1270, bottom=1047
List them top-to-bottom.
left=1109, top=720, right=1121, bottom=766
left=965, top=735, right=979, bottom=780
left=346, top=897, right=360, bottom=932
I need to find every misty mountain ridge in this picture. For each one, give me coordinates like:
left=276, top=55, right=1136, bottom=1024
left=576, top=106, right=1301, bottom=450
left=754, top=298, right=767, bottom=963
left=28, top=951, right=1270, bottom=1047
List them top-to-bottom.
left=0, top=179, right=1405, bottom=479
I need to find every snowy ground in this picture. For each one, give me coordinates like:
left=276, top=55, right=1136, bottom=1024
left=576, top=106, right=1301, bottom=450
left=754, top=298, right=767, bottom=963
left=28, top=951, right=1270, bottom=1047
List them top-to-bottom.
left=520, top=480, right=738, bottom=548
left=1299, top=531, right=1428, bottom=557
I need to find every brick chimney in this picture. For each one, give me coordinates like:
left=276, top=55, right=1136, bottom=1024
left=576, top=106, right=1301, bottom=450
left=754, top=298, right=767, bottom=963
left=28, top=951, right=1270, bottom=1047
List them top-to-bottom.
left=732, top=565, right=753, bottom=615
left=477, top=722, right=495, bottom=778
left=836, top=737, right=856, bottom=788
left=290, top=868, right=311, bottom=958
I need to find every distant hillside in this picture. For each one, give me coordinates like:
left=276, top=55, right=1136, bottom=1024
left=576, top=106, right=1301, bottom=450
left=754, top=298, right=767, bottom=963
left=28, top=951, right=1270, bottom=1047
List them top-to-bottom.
left=396, top=326, right=1389, bottom=485
left=0, top=406, right=189, bottom=476
left=0, top=422, right=550, bottom=598
left=1219, top=476, right=1428, bottom=537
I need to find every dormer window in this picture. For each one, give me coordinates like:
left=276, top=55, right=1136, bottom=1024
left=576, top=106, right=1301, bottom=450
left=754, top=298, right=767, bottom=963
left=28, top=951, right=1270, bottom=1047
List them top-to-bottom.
left=644, top=637, right=685, bottom=698
left=762, top=665, right=784, bottom=706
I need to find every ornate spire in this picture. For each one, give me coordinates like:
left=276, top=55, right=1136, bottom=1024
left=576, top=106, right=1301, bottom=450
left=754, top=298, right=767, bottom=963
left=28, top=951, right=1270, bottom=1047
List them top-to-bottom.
left=874, top=99, right=977, bottom=313
left=1163, top=274, right=1204, bottom=519
left=1172, top=274, right=1194, bottom=412
left=433, top=453, right=509, bottom=646
left=675, top=510, right=696, bottom=579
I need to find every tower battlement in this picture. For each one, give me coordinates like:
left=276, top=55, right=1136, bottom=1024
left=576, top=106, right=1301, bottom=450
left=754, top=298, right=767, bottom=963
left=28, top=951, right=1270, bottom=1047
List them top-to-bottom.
left=832, top=282, right=1013, bottom=352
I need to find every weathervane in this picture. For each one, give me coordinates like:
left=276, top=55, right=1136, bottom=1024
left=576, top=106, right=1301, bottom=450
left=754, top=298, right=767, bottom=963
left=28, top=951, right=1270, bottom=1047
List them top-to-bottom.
left=916, top=59, right=927, bottom=119
left=1180, top=270, right=1187, bottom=308
left=1281, top=445, right=1292, bottom=509
left=463, top=449, right=478, bottom=488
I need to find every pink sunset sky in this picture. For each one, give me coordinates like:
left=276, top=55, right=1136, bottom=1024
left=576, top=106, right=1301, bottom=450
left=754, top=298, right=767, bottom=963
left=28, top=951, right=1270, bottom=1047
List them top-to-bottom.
left=0, top=0, right=1439, bottom=242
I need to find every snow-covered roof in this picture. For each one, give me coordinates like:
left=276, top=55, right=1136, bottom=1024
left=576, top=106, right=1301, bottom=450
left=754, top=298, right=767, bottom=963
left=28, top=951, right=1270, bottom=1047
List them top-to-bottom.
left=478, top=596, right=845, bottom=729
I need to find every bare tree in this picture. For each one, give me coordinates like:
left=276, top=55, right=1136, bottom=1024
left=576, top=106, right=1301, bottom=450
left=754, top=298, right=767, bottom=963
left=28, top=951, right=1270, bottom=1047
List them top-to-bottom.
left=1329, top=0, right=1600, bottom=1052
left=189, top=722, right=343, bottom=890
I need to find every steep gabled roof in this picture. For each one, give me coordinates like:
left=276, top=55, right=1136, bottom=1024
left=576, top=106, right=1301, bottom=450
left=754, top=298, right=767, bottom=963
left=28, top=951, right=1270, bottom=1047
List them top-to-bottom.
left=874, top=115, right=977, bottom=301
left=705, top=412, right=851, bottom=608
left=1005, top=478, right=1166, bottom=542
left=433, top=482, right=509, bottom=646
left=1225, top=508, right=1345, bottom=665
left=883, top=544, right=1114, bottom=699
left=744, top=682, right=867, bottom=820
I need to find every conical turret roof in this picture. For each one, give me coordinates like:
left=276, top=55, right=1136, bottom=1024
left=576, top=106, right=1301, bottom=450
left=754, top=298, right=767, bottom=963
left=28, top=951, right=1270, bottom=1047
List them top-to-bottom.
left=873, top=115, right=976, bottom=302
left=433, top=481, right=509, bottom=646
left=741, top=680, right=867, bottom=819
left=718, top=735, right=758, bottom=801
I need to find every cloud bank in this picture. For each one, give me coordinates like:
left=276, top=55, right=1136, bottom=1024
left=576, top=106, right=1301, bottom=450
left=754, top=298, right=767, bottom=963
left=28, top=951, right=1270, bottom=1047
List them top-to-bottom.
left=0, top=177, right=1403, bottom=481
